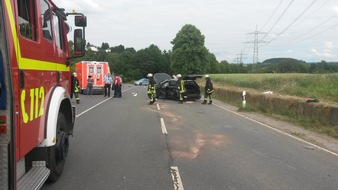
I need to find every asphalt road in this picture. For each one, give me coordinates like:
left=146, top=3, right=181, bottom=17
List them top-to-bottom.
left=42, top=84, right=338, bottom=190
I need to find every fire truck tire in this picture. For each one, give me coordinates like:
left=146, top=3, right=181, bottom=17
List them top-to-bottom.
left=47, top=112, right=69, bottom=182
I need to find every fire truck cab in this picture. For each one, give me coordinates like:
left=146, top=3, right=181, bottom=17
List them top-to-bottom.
left=0, top=0, right=86, bottom=189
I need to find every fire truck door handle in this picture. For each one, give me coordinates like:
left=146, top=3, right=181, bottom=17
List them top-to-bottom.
left=20, top=70, right=24, bottom=88
left=57, top=71, right=60, bottom=82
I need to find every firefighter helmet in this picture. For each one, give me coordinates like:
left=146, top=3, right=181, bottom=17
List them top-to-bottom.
left=73, top=72, right=77, bottom=77
left=147, top=73, right=153, bottom=78
left=176, top=74, right=182, bottom=78
left=205, top=75, right=209, bottom=78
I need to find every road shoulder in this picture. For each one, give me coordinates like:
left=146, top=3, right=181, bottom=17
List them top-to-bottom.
left=213, top=99, right=338, bottom=155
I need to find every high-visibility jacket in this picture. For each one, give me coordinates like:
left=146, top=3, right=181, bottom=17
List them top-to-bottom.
left=74, top=77, right=80, bottom=93
left=147, top=78, right=156, bottom=94
left=177, top=78, right=185, bottom=94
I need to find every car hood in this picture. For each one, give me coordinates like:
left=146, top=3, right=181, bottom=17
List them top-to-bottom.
left=154, top=73, right=172, bottom=84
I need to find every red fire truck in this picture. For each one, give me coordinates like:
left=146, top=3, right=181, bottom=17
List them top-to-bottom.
left=0, top=0, right=86, bottom=189
left=75, top=61, right=111, bottom=94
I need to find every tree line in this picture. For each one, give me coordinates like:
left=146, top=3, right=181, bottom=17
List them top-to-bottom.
left=69, top=24, right=338, bottom=82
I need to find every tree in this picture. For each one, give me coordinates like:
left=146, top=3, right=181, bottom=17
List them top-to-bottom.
left=171, top=24, right=209, bottom=75
left=86, top=42, right=91, bottom=49
left=101, top=42, right=109, bottom=50
left=134, top=44, right=166, bottom=76
left=110, top=45, right=125, bottom=53
left=205, top=53, right=220, bottom=73
left=219, top=60, right=231, bottom=73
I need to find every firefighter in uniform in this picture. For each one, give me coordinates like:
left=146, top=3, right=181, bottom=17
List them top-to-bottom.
left=73, top=72, right=80, bottom=104
left=147, top=73, right=156, bottom=104
left=177, top=74, right=185, bottom=104
left=202, top=75, right=213, bottom=104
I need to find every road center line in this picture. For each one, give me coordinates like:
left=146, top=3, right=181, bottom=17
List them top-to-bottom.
left=160, top=118, right=168, bottom=134
left=171, top=166, right=184, bottom=190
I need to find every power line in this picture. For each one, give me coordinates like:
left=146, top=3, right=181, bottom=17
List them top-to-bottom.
left=260, top=0, right=285, bottom=31
left=261, top=0, right=295, bottom=41
left=268, top=0, right=317, bottom=44
left=300, top=0, right=330, bottom=21
left=280, top=13, right=337, bottom=45
left=290, top=22, right=338, bottom=44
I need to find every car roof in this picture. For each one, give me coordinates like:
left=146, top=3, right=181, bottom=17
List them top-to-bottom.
left=154, top=73, right=204, bottom=83
left=183, top=74, right=204, bottom=80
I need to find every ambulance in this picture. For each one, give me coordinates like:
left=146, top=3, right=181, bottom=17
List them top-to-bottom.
left=0, top=0, right=86, bottom=189
left=75, top=61, right=111, bottom=94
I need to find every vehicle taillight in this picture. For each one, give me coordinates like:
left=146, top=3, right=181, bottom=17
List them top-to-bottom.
left=0, top=115, right=6, bottom=134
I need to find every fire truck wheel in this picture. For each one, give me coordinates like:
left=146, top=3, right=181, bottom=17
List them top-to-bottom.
left=47, top=112, right=68, bottom=182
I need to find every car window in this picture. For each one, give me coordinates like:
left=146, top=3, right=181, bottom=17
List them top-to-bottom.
left=161, top=81, right=169, bottom=88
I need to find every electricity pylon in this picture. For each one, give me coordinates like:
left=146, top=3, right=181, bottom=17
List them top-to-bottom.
left=245, top=25, right=267, bottom=64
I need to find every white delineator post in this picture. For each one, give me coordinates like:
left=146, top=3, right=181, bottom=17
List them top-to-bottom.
left=242, top=91, right=246, bottom=108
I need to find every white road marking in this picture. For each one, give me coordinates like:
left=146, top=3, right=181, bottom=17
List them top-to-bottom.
left=76, top=87, right=135, bottom=118
left=133, top=92, right=138, bottom=96
left=76, top=98, right=111, bottom=118
left=157, top=103, right=160, bottom=110
left=213, top=103, right=338, bottom=157
left=160, top=118, right=168, bottom=134
left=171, top=166, right=184, bottom=190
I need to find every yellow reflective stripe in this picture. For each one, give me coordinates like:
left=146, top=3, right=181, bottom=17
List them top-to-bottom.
left=5, top=0, right=69, bottom=71
left=5, top=0, right=21, bottom=59
left=20, top=57, right=69, bottom=71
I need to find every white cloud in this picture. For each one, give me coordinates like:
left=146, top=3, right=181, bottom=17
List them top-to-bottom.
left=53, top=0, right=338, bottom=63
left=333, top=6, right=338, bottom=13
left=325, top=42, right=334, bottom=49
left=311, top=49, right=318, bottom=53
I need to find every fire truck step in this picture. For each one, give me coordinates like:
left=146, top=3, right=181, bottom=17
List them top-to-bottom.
left=17, top=161, right=50, bottom=190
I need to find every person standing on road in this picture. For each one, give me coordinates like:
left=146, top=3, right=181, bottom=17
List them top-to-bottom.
left=73, top=72, right=80, bottom=104
left=104, top=73, right=113, bottom=97
left=147, top=73, right=156, bottom=104
left=113, top=74, right=121, bottom=98
left=177, top=74, right=185, bottom=104
left=87, top=75, right=94, bottom=97
left=118, top=75, right=122, bottom=97
left=202, top=75, right=214, bottom=104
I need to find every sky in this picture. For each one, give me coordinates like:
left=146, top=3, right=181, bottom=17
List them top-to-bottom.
left=54, top=0, right=338, bottom=63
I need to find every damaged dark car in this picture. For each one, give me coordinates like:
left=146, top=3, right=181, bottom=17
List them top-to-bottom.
left=154, top=73, right=202, bottom=101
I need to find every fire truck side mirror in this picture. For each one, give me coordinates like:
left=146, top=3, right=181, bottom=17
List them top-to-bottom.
left=75, top=16, right=87, bottom=27
left=74, top=29, right=85, bottom=56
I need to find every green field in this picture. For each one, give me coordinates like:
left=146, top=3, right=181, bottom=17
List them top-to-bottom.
left=207, top=73, right=338, bottom=104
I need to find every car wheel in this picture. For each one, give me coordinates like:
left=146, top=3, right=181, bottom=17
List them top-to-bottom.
left=47, top=112, right=68, bottom=182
